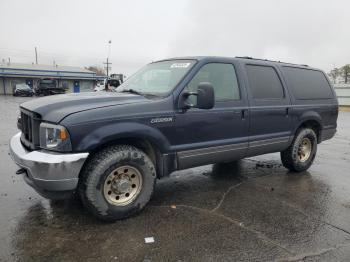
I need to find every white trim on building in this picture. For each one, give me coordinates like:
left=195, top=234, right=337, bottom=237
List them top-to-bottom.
left=334, top=84, right=350, bottom=106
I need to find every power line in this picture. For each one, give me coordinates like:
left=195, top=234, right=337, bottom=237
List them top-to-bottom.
left=0, top=47, right=107, bottom=62
left=0, top=50, right=106, bottom=68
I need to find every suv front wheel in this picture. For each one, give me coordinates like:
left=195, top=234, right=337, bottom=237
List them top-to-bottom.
left=281, top=128, right=317, bottom=172
left=78, top=145, right=156, bottom=221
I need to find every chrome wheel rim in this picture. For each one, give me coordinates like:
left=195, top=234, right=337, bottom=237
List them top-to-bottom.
left=298, top=138, right=312, bottom=162
left=103, top=165, right=143, bottom=206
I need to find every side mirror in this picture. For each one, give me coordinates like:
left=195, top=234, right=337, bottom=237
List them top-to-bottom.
left=179, top=82, right=215, bottom=110
left=196, top=82, right=215, bottom=109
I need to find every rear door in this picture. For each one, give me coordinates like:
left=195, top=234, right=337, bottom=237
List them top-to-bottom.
left=243, top=63, right=292, bottom=156
left=280, top=66, right=338, bottom=135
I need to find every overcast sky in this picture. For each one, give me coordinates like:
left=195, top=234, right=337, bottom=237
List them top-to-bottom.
left=0, top=0, right=349, bottom=75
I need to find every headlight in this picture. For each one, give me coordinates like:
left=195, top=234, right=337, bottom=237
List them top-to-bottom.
left=39, top=122, right=72, bottom=151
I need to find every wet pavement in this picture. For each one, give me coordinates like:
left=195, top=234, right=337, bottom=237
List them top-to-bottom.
left=0, top=95, right=350, bottom=261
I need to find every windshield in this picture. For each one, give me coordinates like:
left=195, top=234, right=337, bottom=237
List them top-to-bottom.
left=116, top=60, right=195, bottom=96
left=16, top=84, right=31, bottom=90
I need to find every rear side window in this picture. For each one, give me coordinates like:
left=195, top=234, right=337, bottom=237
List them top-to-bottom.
left=246, top=65, right=284, bottom=99
left=282, top=67, right=333, bottom=99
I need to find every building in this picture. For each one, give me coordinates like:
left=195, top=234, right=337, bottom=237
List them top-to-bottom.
left=0, top=62, right=99, bottom=95
left=334, top=84, right=350, bottom=106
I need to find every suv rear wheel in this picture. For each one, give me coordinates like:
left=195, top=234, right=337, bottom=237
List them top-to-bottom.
left=280, top=128, right=317, bottom=172
left=78, top=145, right=156, bottom=221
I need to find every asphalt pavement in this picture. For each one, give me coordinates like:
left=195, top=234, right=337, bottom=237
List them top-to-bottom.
left=0, top=95, right=350, bottom=262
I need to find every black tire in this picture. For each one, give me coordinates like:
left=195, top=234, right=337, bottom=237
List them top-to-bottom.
left=281, top=128, right=317, bottom=172
left=78, top=145, right=156, bottom=221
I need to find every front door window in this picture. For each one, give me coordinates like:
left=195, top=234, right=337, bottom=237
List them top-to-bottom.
left=187, top=63, right=240, bottom=105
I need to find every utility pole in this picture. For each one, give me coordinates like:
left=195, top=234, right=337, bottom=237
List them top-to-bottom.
left=103, top=40, right=112, bottom=77
left=35, top=47, right=38, bottom=64
left=103, top=57, right=112, bottom=77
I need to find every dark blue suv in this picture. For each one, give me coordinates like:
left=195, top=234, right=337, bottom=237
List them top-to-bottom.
left=10, top=56, right=338, bottom=221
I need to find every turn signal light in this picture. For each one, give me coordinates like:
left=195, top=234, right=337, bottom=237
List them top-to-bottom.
left=59, top=129, right=68, bottom=140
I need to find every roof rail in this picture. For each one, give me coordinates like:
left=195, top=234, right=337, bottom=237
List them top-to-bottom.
left=235, top=56, right=309, bottom=67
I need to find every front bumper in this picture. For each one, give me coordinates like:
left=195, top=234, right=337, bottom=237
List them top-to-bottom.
left=9, top=132, right=89, bottom=197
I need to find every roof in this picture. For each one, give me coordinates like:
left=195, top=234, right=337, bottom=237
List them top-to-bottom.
left=155, top=56, right=312, bottom=69
left=234, top=56, right=310, bottom=68
left=0, top=62, right=96, bottom=80
left=0, top=62, right=92, bottom=73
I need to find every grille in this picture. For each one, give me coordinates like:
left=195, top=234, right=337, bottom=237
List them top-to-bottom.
left=20, top=109, right=41, bottom=150
left=21, top=112, right=32, bottom=142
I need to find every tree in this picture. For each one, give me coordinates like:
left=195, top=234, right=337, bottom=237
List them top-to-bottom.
left=341, top=64, right=350, bottom=84
left=85, top=66, right=106, bottom=76
left=327, top=68, right=340, bottom=84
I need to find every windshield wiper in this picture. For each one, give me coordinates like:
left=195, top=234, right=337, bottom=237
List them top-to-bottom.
left=120, top=89, right=143, bottom=96
left=120, top=89, right=161, bottom=99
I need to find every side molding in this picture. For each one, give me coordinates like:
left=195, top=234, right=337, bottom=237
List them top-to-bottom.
left=177, top=142, right=247, bottom=170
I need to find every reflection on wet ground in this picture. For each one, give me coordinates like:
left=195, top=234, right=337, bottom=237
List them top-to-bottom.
left=0, top=96, right=350, bottom=261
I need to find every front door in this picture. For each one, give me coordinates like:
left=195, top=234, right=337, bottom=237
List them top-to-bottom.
left=172, top=62, right=249, bottom=169
left=243, top=63, right=292, bottom=156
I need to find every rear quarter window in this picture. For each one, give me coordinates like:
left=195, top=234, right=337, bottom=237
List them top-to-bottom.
left=282, top=67, right=333, bottom=99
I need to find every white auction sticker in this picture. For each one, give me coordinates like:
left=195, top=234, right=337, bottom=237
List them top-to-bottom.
left=170, top=63, right=191, bottom=68
left=144, top=237, right=155, bottom=243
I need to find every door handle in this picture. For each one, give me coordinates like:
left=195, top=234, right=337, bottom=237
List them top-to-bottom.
left=286, top=107, right=289, bottom=116
left=233, top=109, right=247, bottom=120
left=241, top=109, right=247, bottom=120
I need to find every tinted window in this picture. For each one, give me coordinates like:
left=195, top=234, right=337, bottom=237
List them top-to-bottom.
left=187, top=63, right=240, bottom=102
left=246, top=65, right=284, bottom=99
left=282, top=67, right=333, bottom=99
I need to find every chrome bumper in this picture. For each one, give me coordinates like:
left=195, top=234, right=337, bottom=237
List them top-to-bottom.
left=9, top=132, right=89, bottom=193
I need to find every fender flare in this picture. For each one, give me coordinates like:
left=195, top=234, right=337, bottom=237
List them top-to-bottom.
left=293, top=110, right=323, bottom=134
left=74, top=122, right=171, bottom=153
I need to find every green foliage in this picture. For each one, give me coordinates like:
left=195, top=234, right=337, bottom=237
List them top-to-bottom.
left=328, top=64, right=350, bottom=84
left=341, top=64, right=350, bottom=83
left=85, top=66, right=106, bottom=76
left=327, top=68, right=340, bottom=83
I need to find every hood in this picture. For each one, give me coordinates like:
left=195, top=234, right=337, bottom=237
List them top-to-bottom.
left=21, top=92, right=148, bottom=123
